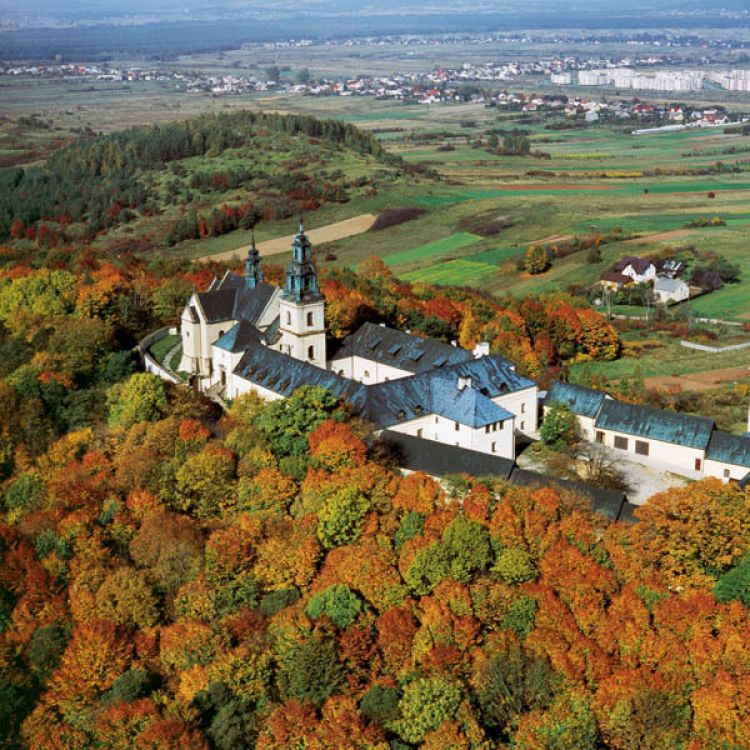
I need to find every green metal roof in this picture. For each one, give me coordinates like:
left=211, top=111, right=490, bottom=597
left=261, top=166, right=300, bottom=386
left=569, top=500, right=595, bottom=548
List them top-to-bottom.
left=546, top=381, right=607, bottom=419
left=595, top=400, right=714, bottom=450
left=706, top=430, right=750, bottom=468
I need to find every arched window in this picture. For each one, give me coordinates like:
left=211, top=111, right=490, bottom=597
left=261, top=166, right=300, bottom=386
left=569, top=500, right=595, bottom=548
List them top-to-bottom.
left=286, top=311, right=292, bottom=326
left=307, top=311, right=314, bottom=327
left=308, top=345, right=314, bottom=360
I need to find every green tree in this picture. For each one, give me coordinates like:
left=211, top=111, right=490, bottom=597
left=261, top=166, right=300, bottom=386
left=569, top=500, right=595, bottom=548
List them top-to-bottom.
left=525, top=244, right=551, bottom=275
left=107, top=372, right=167, bottom=428
left=257, top=385, right=344, bottom=458
left=540, top=401, right=575, bottom=448
left=174, top=445, right=236, bottom=518
left=316, top=486, right=370, bottom=549
left=405, top=515, right=491, bottom=594
left=493, top=546, right=538, bottom=584
left=714, top=555, right=750, bottom=607
left=305, top=584, right=362, bottom=629
left=277, top=637, right=344, bottom=707
left=392, top=676, right=462, bottom=743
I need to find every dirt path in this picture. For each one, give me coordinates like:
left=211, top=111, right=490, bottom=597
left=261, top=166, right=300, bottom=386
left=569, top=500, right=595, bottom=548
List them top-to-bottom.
left=199, top=214, right=377, bottom=263
left=624, top=228, right=695, bottom=245
left=646, top=364, right=750, bottom=392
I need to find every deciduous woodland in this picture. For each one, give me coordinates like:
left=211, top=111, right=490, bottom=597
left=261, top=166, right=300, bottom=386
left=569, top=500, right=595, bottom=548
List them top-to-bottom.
left=0, top=110, right=748, bottom=750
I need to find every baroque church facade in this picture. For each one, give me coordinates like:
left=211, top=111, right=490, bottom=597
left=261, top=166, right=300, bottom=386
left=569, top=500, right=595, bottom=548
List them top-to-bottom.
left=177, top=224, right=539, bottom=461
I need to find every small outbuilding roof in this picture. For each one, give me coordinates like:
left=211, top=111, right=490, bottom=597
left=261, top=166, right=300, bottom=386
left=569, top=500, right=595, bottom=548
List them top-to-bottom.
left=654, top=277, right=688, bottom=292
left=595, top=400, right=714, bottom=450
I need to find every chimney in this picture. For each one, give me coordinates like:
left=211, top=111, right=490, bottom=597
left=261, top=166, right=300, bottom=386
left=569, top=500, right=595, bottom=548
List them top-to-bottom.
left=450, top=340, right=457, bottom=347
left=473, top=341, right=490, bottom=359
left=457, top=376, right=472, bottom=391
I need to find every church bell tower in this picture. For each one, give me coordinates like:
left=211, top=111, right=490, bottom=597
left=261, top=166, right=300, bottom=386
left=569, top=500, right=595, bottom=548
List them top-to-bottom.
left=278, top=222, right=326, bottom=367
left=245, top=234, right=264, bottom=289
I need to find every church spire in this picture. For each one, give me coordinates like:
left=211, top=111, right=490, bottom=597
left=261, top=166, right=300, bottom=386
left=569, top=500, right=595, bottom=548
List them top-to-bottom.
left=283, top=220, right=321, bottom=302
left=245, top=233, right=264, bottom=289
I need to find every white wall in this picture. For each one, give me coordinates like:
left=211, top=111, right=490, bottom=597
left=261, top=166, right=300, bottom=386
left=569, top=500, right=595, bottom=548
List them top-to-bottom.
left=278, top=297, right=326, bottom=368
left=208, top=345, right=246, bottom=390
left=329, top=355, right=412, bottom=385
left=229, top=375, right=285, bottom=402
left=495, top=386, right=538, bottom=436
left=387, top=412, right=515, bottom=459
left=597, top=428, right=706, bottom=478
left=704, top=459, right=750, bottom=482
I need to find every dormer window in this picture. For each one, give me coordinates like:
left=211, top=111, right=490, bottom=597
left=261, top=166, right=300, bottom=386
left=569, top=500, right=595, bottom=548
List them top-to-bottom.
left=397, top=410, right=406, bottom=420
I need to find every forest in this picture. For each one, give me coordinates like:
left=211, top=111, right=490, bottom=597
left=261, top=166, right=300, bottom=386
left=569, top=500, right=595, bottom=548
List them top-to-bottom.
left=0, top=110, right=389, bottom=242
left=0, top=231, right=748, bottom=748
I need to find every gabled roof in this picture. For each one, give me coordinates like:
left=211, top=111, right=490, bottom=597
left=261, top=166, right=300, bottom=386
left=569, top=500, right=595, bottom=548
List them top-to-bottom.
left=614, top=256, right=654, bottom=275
left=196, top=274, right=277, bottom=326
left=654, top=277, right=688, bottom=292
left=196, top=288, right=237, bottom=323
left=215, top=319, right=260, bottom=353
left=333, top=322, right=472, bottom=374
left=234, top=345, right=368, bottom=410
left=438, top=355, right=536, bottom=397
left=365, top=365, right=519, bottom=430
left=546, top=381, right=607, bottom=419
left=595, top=400, right=714, bottom=450
left=706, top=430, right=750, bottom=468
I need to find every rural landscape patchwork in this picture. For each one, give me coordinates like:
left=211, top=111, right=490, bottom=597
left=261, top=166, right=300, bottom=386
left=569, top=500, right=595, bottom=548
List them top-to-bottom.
left=1, top=1, right=750, bottom=748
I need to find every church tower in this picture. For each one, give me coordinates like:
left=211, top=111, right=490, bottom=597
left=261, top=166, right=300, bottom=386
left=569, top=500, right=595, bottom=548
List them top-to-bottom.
left=278, top=222, right=326, bottom=367
left=245, top=234, right=264, bottom=289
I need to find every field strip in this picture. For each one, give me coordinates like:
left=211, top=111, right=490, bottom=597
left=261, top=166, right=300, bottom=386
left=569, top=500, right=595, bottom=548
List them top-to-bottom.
left=198, top=214, right=377, bottom=263
left=624, top=229, right=695, bottom=244
left=383, top=232, right=481, bottom=267
left=646, top=364, right=750, bottom=392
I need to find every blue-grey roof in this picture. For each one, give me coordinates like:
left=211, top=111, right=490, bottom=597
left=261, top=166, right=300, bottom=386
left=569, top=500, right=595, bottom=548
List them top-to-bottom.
left=215, top=320, right=260, bottom=353
left=333, top=322, right=473, bottom=374
left=234, top=345, right=368, bottom=409
left=441, top=355, right=536, bottom=397
left=366, top=373, right=514, bottom=429
left=546, top=381, right=607, bottom=419
left=595, top=400, right=714, bottom=450
left=706, top=430, right=750, bottom=468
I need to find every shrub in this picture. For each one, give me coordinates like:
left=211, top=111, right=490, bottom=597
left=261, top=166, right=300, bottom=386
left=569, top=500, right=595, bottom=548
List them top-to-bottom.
left=371, top=207, right=427, bottom=231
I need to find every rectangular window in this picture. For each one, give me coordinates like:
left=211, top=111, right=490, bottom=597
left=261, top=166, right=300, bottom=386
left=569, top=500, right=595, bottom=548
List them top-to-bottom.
left=521, top=403, right=526, bottom=413
left=435, top=416, right=439, bottom=424
left=520, top=421, right=525, bottom=431
left=455, top=422, right=460, bottom=432
left=492, top=423, right=497, bottom=432
left=485, top=425, right=490, bottom=434
left=417, top=428, right=423, bottom=438
left=595, top=431, right=604, bottom=444
left=614, top=435, right=628, bottom=451
left=635, top=440, right=649, bottom=456
left=491, top=442, right=496, bottom=453
left=695, top=458, right=701, bottom=472
left=724, top=468, right=730, bottom=478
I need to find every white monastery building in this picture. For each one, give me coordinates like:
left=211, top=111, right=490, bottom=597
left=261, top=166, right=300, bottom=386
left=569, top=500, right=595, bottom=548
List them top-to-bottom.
left=177, top=225, right=538, bottom=461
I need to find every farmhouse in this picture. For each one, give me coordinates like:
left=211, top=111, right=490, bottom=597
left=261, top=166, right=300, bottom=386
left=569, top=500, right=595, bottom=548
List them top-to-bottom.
left=175, top=225, right=538, bottom=461
left=613, top=256, right=657, bottom=284
left=546, top=381, right=750, bottom=482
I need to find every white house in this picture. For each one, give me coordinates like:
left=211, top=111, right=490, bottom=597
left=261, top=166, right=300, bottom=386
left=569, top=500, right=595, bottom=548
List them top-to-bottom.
left=174, top=225, right=539, bottom=461
left=613, top=256, right=657, bottom=284
left=653, top=277, right=690, bottom=305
